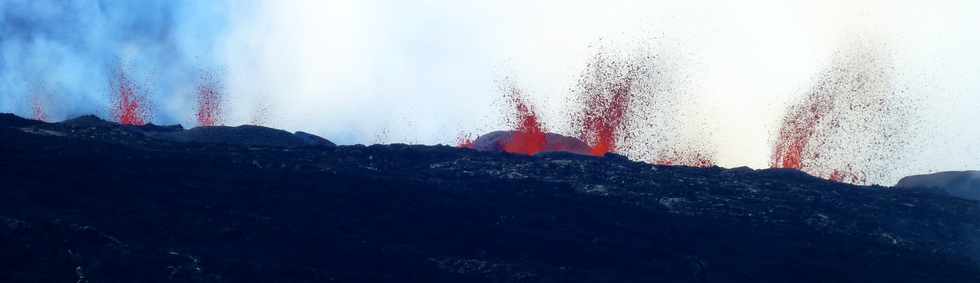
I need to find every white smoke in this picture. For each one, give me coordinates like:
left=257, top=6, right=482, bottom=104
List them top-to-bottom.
left=3, top=0, right=979, bottom=184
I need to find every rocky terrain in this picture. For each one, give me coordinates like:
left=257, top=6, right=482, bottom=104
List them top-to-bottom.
left=2, top=113, right=980, bottom=282
left=897, top=171, right=980, bottom=201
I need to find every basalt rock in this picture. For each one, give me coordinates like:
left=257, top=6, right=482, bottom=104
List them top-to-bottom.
left=2, top=112, right=980, bottom=282
left=159, top=125, right=334, bottom=148
left=897, top=171, right=980, bottom=201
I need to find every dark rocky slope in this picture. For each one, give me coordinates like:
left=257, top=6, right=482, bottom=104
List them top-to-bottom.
left=2, top=113, right=980, bottom=282
left=897, top=171, right=980, bottom=201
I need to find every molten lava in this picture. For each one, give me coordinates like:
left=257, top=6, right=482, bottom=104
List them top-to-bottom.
left=769, top=41, right=909, bottom=185
left=568, top=49, right=716, bottom=166
left=572, top=53, right=642, bottom=157
left=110, top=71, right=148, bottom=126
left=196, top=74, right=223, bottom=127
left=581, top=79, right=632, bottom=156
left=502, top=86, right=547, bottom=155
left=771, top=94, right=833, bottom=169
left=31, top=95, right=47, bottom=122
left=456, top=133, right=475, bottom=149
left=654, top=149, right=715, bottom=168
left=829, top=167, right=867, bottom=184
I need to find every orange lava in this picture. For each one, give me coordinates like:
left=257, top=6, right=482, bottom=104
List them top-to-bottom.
left=111, top=70, right=148, bottom=126
left=196, top=74, right=223, bottom=127
left=581, top=78, right=632, bottom=156
left=502, top=86, right=547, bottom=155
left=770, top=94, right=832, bottom=169
left=456, top=133, right=475, bottom=149
left=655, top=150, right=715, bottom=167
left=829, top=168, right=867, bottom=184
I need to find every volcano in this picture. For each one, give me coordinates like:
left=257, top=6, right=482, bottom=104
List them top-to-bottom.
left=2, top=112, right=980, bottom=282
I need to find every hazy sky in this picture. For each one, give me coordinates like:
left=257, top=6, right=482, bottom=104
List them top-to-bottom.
left=2, top=0, right=979, bottom=184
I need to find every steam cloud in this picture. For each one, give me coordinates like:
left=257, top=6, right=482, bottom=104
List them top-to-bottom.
left=2, top=0, right=979, bottom=185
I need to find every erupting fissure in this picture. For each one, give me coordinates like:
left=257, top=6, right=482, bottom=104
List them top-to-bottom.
left=770, top=41, right=910, bottom=185
left=572, top=53, right=645, bottom=157
left=110, top=70, right=149, bottom=126
left=196, top=73, right=223, bottom=127
left=580, top=79, right=632, bottom=156
left=503, top=86, right=547, bottom=155
left=771, top=93, right=833, bottom=170
left=30, top=95, right=47, bottom=122
left=455, top=132, right=475, bottom=149
left=655, top=150, right=716, bottom=168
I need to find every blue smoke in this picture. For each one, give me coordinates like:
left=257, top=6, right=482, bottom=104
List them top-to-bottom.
left=0, top=0, right=237, bottom=123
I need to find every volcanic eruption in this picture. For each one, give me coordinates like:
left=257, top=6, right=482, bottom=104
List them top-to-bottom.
left=771, top=40, right=915, bottom=184
left=570, top=47, right=716, bottom=166
left=109, top=68, right=150, bottom=126
left=195, top=72, right=224, bottom=127
left=501, top=84, right=548, bottom=155
left=30, top=93, right=48, bottom=122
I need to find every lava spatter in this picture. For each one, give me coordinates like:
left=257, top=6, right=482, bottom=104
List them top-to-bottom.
left=770, top=39, right=915, bottom=185
left=570, top=46, right=716, bottom=167
left=572, top=51, right=642, bottom=156
left=109, top=69, right=149, bottom=126
left=196, top=72, right=224, bottom=127
left=502, top=84, right=547, bottom=155
left=30, top=93, right=48, bottom=122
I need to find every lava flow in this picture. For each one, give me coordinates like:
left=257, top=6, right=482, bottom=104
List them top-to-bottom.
left=110, top=70, right=148, bottom=125
left=195, top=73, right=223, bottom=127
left=502, top=85, right=547, bottom=155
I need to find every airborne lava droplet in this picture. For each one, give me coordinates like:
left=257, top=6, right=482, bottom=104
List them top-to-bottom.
left=770, top=39, right=914, bottom=185
left=571, top=47, right=716, bottom=166
left=572, top=51, right=643, bottom=157
left=110, top=69, right=149, bottom=126
left=196, top=73, right=224, bottom=127
left=580, top=73, right=634, bottom=156
left=502, top=84, right=547, bottom=155
left=771, top=92, right=834, bottom=169
left=31, top=94, right=48, bottom=122
left=456, top=132, right=476, bottom=149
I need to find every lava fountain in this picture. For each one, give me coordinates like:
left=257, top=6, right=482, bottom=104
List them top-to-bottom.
left=770, top=39, right=914, bottom=185
left=570, top=47, right=716, bottom=166
left=109, top=69, right=149, bottom=126
left=195, top=73, right=224, bottom=127
left=501, top=84, right=547, bottom=155
left=30, top=92, right=48, bottom=122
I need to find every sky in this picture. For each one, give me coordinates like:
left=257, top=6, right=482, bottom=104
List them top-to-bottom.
left=1, top=0, right=979, bottom=185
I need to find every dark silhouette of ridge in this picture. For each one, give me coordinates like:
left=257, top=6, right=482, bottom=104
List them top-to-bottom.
left=1, top=112, right=979, bottom=282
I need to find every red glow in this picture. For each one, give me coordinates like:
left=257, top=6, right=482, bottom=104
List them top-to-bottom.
left=572, top=52, right=645, bottom=157
left=111, top=70, right=148, bottom=126
left=196, top=74, right=223, bottom=127
left=581, top=79, right=632, bottom=156
left=502, top=86, right=547, bottom=155
left=770, top=93, right=868, bottom=182
left=770, top=94, right=832, bottom=169
left=31, top=95, right=47, bottom=122
left=456, top=133, right=475, bottom=149
left=655, top=150, right=715, bottom=168
left=829, top=167, right=867, bottom=184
